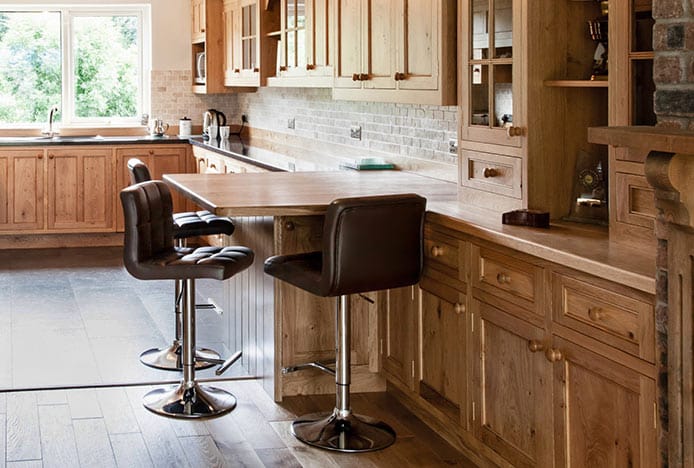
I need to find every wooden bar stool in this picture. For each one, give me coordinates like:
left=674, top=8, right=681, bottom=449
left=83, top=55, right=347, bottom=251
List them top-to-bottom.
left=127, top=158, right=236, bottom=371
left=120, top=180, right=253, bottom=418
left=264, top=194, right=426, bottom=452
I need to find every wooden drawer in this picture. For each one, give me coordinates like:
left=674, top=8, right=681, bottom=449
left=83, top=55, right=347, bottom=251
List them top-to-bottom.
left=460, top=150, right=522, bottom=199
left=615, top=171, right=655, bottom=230
left=423, top=225, right=467, bottom=292
left=472, top=244, right=543, bottom=317
left=552, top=271, right=655, bottom=363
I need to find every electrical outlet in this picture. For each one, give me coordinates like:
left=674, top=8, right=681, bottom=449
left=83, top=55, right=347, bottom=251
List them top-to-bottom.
left=241, top=114, right=248, bottom=123
left=287, top=117, right=295, bottom=129
left=350, top=125, right=362, bottom=140
left=448, top=138, right=458, bottom=154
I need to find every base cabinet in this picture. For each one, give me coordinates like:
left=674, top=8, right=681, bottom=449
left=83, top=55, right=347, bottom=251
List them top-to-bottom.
left=0, top=149, right=45, bottom=232
left=379, top=219, right=658, bottom=468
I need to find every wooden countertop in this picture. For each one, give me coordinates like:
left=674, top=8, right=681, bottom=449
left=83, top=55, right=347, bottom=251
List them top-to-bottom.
left=164, top=171, right=655, bottom=294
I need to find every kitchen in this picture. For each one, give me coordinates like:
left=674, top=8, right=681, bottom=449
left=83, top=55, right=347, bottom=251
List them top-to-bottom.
left=0, top=0, right=693, bottom=467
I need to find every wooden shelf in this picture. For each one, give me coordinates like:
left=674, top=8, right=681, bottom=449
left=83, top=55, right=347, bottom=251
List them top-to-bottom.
left=544, top=79, right=608, bottom=88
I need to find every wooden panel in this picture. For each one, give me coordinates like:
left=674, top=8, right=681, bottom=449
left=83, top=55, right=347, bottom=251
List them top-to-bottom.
left=333, top=0, right=363, bottom=88
left=362, top=0, right=397, bottom=90
left=397, top=0, right=439, bottom=91
left=0, top=149, right=44, bottom=232
left=460, top=149, right=522, bottom=199
left=615, top=171, right=655, bottom=229
left=472, top=243, right=543, bottom=316
left=552, top=270, right=655, bottom=363
left=419, top=283, right=465, bottom=424
left=381, top=285, right=418, bottom=390
left=350, top=291, right=379, bottom=370
left=471, top=299, right=552, bottom=468
left=553, top=336, right=657, bottom=468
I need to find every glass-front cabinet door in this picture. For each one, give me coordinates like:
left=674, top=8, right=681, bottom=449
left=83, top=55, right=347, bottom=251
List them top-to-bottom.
left=461, top=0, right=522, bottom=147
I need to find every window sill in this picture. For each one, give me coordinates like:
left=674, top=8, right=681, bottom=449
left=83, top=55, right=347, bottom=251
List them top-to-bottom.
left=0, top=125, right=151, bottom=138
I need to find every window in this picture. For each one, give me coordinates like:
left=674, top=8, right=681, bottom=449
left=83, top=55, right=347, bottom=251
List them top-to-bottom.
left=0, top=6, right=150, bottom=127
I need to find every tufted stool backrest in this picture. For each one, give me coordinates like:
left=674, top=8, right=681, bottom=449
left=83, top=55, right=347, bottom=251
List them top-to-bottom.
left=120, top=180, right=175, bottom=280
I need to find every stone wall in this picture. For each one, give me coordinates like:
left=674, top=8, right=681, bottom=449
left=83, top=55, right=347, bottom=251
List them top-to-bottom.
left=653, top=0, right=694, bottom=128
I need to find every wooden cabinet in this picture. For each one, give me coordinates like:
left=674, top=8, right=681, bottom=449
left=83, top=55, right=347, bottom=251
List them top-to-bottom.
left=192, top=0, right=233, bottom=94
left=223, top=0, right=280, bottom=87
left=266, top=0, right=333, bottom=87
left=332, top=0, right=456, bottom=105
left=115, top=145, right=189, bottom=231
left=46, top=148, right=114, bottom=232
left=0, top=149, right=44, bottom=232
left=380, top=285, right=418, bottom=390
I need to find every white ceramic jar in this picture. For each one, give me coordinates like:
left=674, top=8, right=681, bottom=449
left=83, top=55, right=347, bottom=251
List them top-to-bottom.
left=178, top=117, right=192, bottom=137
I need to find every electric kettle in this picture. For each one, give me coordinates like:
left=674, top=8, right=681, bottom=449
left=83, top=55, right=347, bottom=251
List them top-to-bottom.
left=203, top=109, right=227, bottom=136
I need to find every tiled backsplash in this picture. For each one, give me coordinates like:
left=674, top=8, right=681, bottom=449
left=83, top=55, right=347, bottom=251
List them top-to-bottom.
left=151, top=71, right=458, bottom=168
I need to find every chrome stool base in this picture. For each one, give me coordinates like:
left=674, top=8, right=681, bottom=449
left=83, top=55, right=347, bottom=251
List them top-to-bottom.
left=139, top=342, right=220, bottom=371
left=143, top=382, right=236, bottom=419
left=291, top=410, right=396, bottom=453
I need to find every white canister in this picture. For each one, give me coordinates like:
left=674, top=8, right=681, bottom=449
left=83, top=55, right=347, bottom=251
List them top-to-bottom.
left=178, top=117, right=192, bottom=137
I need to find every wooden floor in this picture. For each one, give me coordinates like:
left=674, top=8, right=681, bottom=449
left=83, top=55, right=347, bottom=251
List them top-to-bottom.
left=0, top=380, right=477, bottom=467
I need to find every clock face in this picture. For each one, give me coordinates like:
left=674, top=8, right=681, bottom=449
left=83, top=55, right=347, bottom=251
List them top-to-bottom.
left=579, top=169, right=599, bottom=189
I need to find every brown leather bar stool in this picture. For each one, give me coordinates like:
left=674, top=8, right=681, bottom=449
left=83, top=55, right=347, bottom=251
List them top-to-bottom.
left=127, top=158, right=236, bottom=371
left=121, top=180, right=254, bottom=418
left=264, top=194, right=426, bottom=452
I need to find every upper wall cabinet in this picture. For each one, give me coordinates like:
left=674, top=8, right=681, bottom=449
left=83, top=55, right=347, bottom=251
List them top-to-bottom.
left=191, top=0, right=234, bottom=94
left=223, top=0, right=281, bottom=87
left=266, top=0, right=334, bottom=87
left=332, top=0, right=457, bottom=105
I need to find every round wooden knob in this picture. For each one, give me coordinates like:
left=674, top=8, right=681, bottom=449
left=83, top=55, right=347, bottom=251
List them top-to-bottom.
left=306, top=64, right=316, bottom=70
left=279, top=65, right=288, bottom=71
left=253, top=67, right=259, bottom=73
left=234, top=68, right=240, bottom=73
left=394, top=72, right=406, bottom=81
left=352, top=73, right=360, bottom=81
left=359, top=73, right=369, bottom=81
left=506, top=126, right=522, bottom=137
left=149, top=150, right=154, bottom=155
left=37, top=154, right=43, bottom=159
left=48, top=154, right=54, bottom=159
left=483, top=167, right=498, bottom=178
left=284, top=221, right=295, bottom=231
left=430, top=245, right=443, bottom=257
left=496, top=272, right=511, bottom=284
left=454, top=303, right=466, bottom=315
left=588, top=307, right=604, bottom=321
left=527, top=340, right=544, bottom=353
left=545, top=348, right=563, bottom=362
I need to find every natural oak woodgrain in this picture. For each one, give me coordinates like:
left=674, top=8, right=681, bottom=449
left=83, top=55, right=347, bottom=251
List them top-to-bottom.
left=0, top=149, right=44, bottom=232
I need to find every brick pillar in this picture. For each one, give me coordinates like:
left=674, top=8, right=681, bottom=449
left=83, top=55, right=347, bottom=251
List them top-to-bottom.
left=652, top=0, right=694, bottom=128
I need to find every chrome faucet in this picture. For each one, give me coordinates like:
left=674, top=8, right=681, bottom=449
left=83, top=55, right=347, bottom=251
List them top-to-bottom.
left=42, top=105, right=60, bottom=137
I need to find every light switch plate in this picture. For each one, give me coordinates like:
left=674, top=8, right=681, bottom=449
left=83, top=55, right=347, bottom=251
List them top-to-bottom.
left=287, top=117, right=295, bottom=129
left=350, top=125, right=361, bottom=140
left=448, top=138, right=458, bottom=153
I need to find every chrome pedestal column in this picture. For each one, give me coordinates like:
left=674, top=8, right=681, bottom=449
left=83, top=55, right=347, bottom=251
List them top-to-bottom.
left=143, top=279, right=237, bottom=419
left=290, top=296, right=396, bottom=452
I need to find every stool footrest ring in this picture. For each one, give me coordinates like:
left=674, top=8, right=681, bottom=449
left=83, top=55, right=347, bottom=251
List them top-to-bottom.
left=282, top=360, right=336, bottom=376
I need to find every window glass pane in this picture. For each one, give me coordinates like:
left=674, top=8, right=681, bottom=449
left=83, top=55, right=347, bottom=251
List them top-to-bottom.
left=288, top=0, right=295, bottom=29
left=471, top=0, right=489, bottom=59
left=493, top=0, right=512, bottom=58
left=632, top=0, right=653, bottom=53
left=0, top=12, right=62, bottom=124
left=73, top=15, right=138, bottom=119
left=297, top=28, right=306, bottom=67
left=287, top=30, right=296, bottom=67
left=632, top=59, right=656, bottom=125
left=493, top=63, right=513, bottom=128
left=470, top=65, right=489, bottom=126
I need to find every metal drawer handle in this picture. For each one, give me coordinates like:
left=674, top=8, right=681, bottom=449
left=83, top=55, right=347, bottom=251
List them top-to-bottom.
left=483, top=167, right=499, bottom=178
left=430, top=245, right=444, bottom=257
left=496, top=272, right=511, bottom=284
left=454, top=303, right=466, bottom=315
left=588, top=306, right=604, bottom=321
left=527, top=340, right=544, bottom=353
left=545, top=348, right=563, bottom=362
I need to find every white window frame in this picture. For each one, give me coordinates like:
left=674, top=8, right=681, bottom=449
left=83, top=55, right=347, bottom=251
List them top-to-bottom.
left=0, top=4, right=151, bottom=128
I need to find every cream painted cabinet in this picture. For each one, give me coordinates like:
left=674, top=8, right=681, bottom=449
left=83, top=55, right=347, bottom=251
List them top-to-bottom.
left=192, top=0, right=206, bottom=43
left=223, top=0, right=280, bottom=87
left=266, top=0, right=333, bottom=87
left=333, top=0, right=456, bottom=105
left=46, top=148, right=114, bottom=232
left=0, top=149, right=44, bottom=232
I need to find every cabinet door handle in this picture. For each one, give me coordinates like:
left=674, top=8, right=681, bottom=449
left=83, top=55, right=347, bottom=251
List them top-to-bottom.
left=201, top=28, right=205, bottom=33
left=306, top=64, right=316, bottom=70
left=279, top=65, right=287, bottom=71
left=234, top=68, right=240, bottom=73
left=393, top=72, right=406, bottom=81
left=352, top=73, right=360, bottom=81
left=359, top=73, right=369, bottom=81
left=506, top=126, right=523, bottom=137
left=149, top=150, right=154, bottom=155
left=37, top=154, right=43, bottom=159
left=48, top=154, right=54, bottom=160
left=483, top=167, right=499, bottom=178
left=284, top=221, right=295, bottom=231
left=430, top=245, right=443, bottom=257
left=496, top=272, right=511, bottom=284
left=454, top=303, right=466, bottom=315
left=588, top=306, right=604, bottom=321
left=527, top=340, right=544, bottom=353
left=545, top=348, right=563, bottom=362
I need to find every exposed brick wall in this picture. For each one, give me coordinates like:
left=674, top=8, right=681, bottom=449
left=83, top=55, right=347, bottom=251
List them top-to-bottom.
left=653, top=0, right=694, bottom=128
left=150, top=70, right=236, bottom=130
left=234, top=88, right=458, bottom=166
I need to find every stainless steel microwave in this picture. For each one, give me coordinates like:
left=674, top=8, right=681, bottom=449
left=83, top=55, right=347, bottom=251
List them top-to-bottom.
left=195, top=52, right=206, bottom=84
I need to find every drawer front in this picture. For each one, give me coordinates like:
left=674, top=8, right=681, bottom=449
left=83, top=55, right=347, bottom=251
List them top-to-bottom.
left=460, top=150, right=522, bottom=199
left=615, top=172, right=655, bottom=230
left=423, top=226, right=466, bottom=291
left=472, top=245, right=543, bottom=314
left=552, top=272, right=654, bottom=362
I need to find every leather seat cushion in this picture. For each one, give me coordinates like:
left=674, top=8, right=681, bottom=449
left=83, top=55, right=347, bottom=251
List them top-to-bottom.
left=173, top=211, right=235, bottom=238
left=136, top=245, right=254, bottom=281
left=264, top=251, right=324, bottom=296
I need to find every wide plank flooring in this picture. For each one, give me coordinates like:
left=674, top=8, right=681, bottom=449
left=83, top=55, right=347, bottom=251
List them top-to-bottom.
left=0, top=380, right=477, bottom=467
